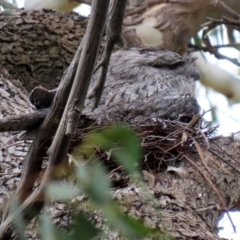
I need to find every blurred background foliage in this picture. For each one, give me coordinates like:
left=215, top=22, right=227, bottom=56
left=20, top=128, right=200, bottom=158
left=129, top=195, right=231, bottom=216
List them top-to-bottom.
left=41, top=126, right=167, bottom=239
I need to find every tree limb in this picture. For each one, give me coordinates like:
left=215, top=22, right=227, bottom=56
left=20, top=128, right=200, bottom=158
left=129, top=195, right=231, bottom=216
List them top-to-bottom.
left=0, top=0, right=110, bottom=238
left=89, top=0, right=128, bottom=108
left=0, top=109, right=47, bottom=132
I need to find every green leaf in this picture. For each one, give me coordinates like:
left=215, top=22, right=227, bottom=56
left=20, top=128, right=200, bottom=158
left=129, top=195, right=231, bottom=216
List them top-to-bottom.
left=79, top=125, right=142, bottom=176
left=72, top=126, right=160, bottom=239
left=76, top=161, right=112, bottom=205
left=46, top=182, right=80, bottom=201
left=9, top=198, right=25, bottom=240
left=101, top=203, right=156, bottom=239
left=40, top=213, right=99, bottom=240
left=70, top=213, right=100, bottom=240
left=39, top=215, right=70, bottom=240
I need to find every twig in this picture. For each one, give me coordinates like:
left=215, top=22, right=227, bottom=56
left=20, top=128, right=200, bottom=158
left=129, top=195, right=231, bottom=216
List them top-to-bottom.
left=0, top=0, right=110, bottom=238
left=88, top=0, right=128, bottom=109
left=213, top=0, right=240, bottom=20
left=195, top=1, right=240, bottom=67
left=0, top=29, right=83, bottom=240
left=190, top=30, right=240, bottom=66
left=189, top=43, right=240, bottom=51
left=15, top=44, right=83, bottom=203
left=0, top=109, right=47, bottom=132
left=192, top=138, right=215, bottom=177
left=209, top=143, right=240, bottom=175
left=183, top=154, right=227, bottom=211
left=0, top=172, right=21, bottom=176
left=224, top=210, right=236, bottom=233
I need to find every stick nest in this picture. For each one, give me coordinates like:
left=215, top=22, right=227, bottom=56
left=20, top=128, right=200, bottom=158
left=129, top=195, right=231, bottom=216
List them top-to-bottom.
left=71, top=115, right=217, bottom=176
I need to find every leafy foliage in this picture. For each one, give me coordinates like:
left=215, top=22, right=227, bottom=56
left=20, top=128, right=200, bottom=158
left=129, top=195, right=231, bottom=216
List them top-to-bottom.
left=43, top=126, right=166, bottom=239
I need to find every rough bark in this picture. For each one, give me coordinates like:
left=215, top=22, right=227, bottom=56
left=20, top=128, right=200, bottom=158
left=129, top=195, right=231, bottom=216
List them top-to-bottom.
left=0, top=9, right=87, bottom=91
left=0, top=69, right=33, bottom=220
left=112, top=133, right=240, bottom=240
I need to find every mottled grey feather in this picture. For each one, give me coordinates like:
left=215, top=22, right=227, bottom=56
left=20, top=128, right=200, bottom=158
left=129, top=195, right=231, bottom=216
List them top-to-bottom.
left=84, top=47, right=200, bottom=122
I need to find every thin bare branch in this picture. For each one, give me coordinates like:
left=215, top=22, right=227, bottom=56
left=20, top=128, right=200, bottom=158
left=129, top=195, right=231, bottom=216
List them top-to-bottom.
left=0, top=0, right=110, bottom=237
left=89, top=0, right=128, bottom=109
left=0, top=109, right=47, bottom=132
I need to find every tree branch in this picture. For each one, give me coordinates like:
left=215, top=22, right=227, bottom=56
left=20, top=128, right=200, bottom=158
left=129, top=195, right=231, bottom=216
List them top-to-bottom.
left=0, top=0, right=110, bottom=238
left=89, top=0, right=128, bottom=108
left=0, top=109, right=47, bottom=132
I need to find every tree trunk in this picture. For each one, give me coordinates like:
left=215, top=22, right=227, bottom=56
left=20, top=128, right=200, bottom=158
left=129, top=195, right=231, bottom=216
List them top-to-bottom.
left=0, top=9, right=87, bottom=91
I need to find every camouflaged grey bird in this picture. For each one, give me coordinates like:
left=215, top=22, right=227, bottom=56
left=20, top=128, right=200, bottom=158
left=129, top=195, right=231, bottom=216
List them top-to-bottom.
left=84, top=47, right=200, bottom=122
